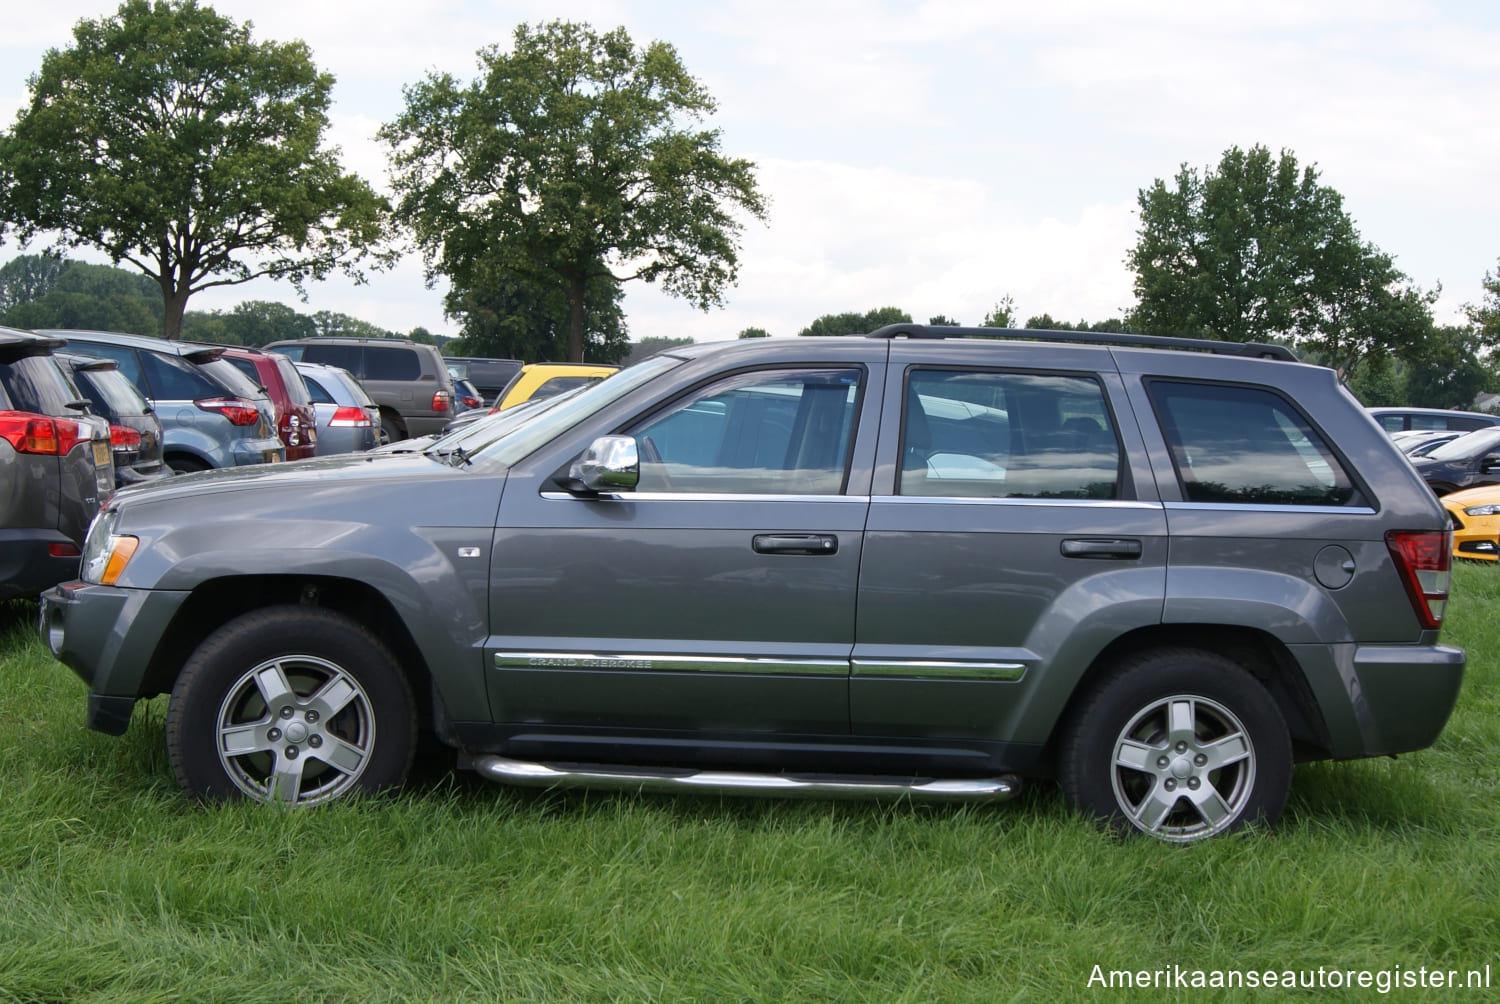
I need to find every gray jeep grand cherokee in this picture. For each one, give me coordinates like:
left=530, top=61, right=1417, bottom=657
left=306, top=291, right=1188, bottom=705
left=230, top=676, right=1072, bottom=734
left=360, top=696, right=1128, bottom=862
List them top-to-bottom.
left=38, top=326, right=1464, bottom=842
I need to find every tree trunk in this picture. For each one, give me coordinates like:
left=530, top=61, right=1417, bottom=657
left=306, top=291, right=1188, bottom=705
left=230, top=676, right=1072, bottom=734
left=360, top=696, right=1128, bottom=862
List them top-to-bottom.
left=567, top=274, right=586, bottom=362
left=162, top=285, right=190, bottom=341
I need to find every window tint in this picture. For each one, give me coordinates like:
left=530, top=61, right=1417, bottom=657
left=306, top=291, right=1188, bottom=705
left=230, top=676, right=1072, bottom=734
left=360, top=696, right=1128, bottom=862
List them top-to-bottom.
left=70, top=341, right=145, bottom=394
left=300, top=343, right=363, bottom=373
left=364, top=345, right=420, bottom=381
left=140, top=351, right=220, bottom=401
left=223, top=355, right=261, bottom=387
left=0, top=356, right=82, bottom=416
left=275, top=356, right=312, bottom=406
left=197, top=358, right=264, bottom=399
left=75, top=367, right=150, bottom=418
left=628, top=368, right=861, bottom=494
left=899, top=370, right=1120, bottom=499
left=301, top=371, right=335, bottom=405
left=531, top=375, right=602, bottom=401
left=1148, top=381, right=1357, bottom=506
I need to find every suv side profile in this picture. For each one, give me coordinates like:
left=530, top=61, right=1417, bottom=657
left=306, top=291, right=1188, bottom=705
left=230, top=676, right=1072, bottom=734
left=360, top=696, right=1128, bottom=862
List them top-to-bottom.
left=38, top=325, right=1463, bottom=842
left=2, top=328, right=114, bottom=599
left=39, top=329, right=285, bottom=473
left=265, top=338, right=455, bottom=442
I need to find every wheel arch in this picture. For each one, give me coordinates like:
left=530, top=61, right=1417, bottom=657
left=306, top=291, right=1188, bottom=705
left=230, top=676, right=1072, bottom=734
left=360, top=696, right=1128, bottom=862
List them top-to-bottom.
left=140, top=575, right=447, bottom=736
left=1042, top=624, right=1334, bottom=768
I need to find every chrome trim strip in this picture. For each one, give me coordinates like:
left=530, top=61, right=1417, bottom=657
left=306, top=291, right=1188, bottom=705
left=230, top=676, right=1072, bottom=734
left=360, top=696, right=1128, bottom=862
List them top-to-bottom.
left=541, top=491, right=871, bottom=503
left=874, top=496, right=1163, bottom=509
left=1164, top=503, right=1377, bottom=515
left=494, top=652, right=848, bottom=675
left=852, top=659, right=1027, bottom=681
left=472, top=755, right=1022, bottom=804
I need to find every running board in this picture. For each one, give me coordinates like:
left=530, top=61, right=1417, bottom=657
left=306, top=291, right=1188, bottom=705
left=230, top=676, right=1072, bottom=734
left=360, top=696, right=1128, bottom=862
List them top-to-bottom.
left=469, top=754, right=1022, bottom=803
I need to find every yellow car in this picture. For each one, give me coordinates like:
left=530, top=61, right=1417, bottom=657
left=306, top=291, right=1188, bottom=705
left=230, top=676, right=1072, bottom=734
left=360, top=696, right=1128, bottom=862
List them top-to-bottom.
left=494, top=363, right=618, bottom=410
left=1441, top=484, right=1500, bottom=561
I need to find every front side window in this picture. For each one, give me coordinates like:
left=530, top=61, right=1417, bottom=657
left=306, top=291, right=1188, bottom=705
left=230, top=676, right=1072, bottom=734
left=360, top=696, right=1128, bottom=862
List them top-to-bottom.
left=627, top=368, right=862, bottom=495
left=899, top=369, right=1120, bottom=499
left=1148, top=380, right=1357, bottom=506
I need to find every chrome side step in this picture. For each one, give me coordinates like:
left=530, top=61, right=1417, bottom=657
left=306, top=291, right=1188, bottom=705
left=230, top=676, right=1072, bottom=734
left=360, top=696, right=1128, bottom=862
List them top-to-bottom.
left=470, top=754, right=1022, bottom=803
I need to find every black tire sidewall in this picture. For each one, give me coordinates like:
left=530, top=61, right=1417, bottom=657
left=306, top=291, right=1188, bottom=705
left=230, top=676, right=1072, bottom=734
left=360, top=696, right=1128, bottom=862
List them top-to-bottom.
left=166, top=605, right=415, bottom=803
left=1060, top=649, right=1292, bottom=840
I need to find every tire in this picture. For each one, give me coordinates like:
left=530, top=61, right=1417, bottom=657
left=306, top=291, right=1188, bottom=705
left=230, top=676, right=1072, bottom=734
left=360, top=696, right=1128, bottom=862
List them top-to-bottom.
left=381, top=413, right=406, bottom=444
left=166, top=454, right=210, bottom=475
left=166, top=606, right=416, bottom=805
left=1059, top=648, right=1291, bottom=843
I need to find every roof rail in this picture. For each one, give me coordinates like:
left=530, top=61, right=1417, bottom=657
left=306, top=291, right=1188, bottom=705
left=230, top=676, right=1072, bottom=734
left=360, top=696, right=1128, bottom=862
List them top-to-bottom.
left=861, top=323, right=1298, bottom=361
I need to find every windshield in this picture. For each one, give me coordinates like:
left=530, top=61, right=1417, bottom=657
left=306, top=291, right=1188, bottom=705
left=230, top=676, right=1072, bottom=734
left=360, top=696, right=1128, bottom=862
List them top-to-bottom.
left=466, top=354, right=683, bottom=468
left=1426, top=427, right=1500, bottom=461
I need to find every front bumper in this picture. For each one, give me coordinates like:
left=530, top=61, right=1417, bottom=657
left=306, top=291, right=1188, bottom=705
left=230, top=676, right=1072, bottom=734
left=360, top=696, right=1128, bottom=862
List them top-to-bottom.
left=38, top=581, right=190, bottom=734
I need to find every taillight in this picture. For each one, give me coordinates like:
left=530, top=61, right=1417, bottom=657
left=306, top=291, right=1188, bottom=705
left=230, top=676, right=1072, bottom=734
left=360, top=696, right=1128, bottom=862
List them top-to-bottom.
left=432, top=390, right=451, bottom=413
left=461, top=395, right=481, bottom=409
left=195, top=397, right=262, bottom=426
left=328, top=406, right=371, bottom=428
left=0, top=411, right=85, bottom=456
left=109, top=424, right=142, bottom=451
left=1386, top=530, right=1452, bottom=629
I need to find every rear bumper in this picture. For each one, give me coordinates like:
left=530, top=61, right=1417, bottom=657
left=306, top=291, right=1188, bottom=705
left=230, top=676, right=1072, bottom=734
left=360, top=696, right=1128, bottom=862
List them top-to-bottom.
left=228, top=436, right=285, bottom=466
left=0, top=529, right=81, bottom=600
left=1294, top=642, right=1466, bottom=757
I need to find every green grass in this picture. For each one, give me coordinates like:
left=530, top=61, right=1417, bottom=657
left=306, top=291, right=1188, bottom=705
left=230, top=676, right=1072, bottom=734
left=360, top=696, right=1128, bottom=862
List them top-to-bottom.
left=2, top=569, right=1499, bottom=1002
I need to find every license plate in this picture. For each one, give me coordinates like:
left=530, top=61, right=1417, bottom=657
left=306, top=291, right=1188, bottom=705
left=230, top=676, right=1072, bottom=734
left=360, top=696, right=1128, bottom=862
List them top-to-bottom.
left=92, top=441, right=111, bottom=468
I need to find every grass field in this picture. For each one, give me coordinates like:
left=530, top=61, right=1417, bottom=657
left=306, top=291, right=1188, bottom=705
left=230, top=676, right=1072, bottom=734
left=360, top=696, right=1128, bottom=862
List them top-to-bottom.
left=2, top=567, right=1498, bottom=1002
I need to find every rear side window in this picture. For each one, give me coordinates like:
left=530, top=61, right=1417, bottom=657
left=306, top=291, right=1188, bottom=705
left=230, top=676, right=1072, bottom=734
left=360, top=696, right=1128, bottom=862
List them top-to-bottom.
left=70, top=341, right=145, bottom=394
left=301, top=343, right=363, bottom=373
left=364, top=346, right=420, bottom=381
left=140, top=352, right=222, bottom=401
left=275, top=356, right=312, bottom=406
left=76, top=367, right=150, bottom=418
left=899, top=369, right=1120, bottom=499
left=301, top=371, right=335, bottom=405
left=532, top=375, right=602, bottom=401
left=1148, top=381, right=1357, bottom=506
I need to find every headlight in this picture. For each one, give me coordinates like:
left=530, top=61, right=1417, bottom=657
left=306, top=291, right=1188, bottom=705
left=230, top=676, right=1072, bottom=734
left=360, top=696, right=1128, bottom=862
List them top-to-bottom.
left=1463, top=503, right=1500, bottom=517
left=80, top=509, right=139, bottom=585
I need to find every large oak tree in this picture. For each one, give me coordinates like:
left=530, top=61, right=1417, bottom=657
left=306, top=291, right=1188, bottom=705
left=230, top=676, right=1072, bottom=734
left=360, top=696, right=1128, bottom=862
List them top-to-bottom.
left=0, top=0, right=392, bottom=339
left=380, top=20, right=767, bottom=362
left=1129, top=144, right=1434, bottom=377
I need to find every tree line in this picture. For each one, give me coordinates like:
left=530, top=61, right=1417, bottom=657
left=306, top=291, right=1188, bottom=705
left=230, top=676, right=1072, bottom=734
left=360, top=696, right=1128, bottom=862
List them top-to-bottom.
left=1, top=2, right=1498, bottom=406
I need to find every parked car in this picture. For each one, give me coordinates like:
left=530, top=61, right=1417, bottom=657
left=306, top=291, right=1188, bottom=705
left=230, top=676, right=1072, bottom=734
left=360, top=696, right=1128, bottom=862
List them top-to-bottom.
left=39, top=325, right=1463, bottom=844
left=2, top=328, right=114, bottom=600
left=39, top=329, right=284, bottom=473
left=265, top=338, right=456, bottom=442
left=216, top=346, right=317, bottom=461
left=53, top=354, right=168, bottom=486
left=445, top=356, right=523, bottom=406
left=294, top=362, right=381, bottom=456
left=494, top=362, right=618, bottom=410
left=452, top=377, right=484, bottom=413
left=1369, top=406, right=1500, bottom=434
left=1409, top=427, right=1500, bottom=495
left=1392, top=429, right=1463, bottom=456
left=1439, top=484, right=1500, bottom=561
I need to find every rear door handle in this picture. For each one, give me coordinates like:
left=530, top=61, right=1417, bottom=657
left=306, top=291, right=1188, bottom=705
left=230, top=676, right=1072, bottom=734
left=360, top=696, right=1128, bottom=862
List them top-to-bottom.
left=753, top=534, right=839, bottom=555
left=1060, top=538, right=1142, bottom=559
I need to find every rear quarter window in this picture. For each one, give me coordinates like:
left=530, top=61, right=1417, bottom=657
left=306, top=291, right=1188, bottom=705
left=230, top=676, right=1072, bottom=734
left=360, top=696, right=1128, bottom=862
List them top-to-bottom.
left=364, top=346, right=421, bottom=381
left=1148, top=380, right=1359, bottom=506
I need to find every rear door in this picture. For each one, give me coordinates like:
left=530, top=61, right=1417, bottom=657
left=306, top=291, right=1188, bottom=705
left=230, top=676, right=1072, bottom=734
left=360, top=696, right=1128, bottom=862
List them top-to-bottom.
left=852, top=341, right=1169, bottom=749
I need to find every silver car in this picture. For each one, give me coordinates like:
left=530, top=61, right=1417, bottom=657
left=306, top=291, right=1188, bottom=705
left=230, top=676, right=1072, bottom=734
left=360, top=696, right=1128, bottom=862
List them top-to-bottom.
left=293, top=361, right=381, bottom=455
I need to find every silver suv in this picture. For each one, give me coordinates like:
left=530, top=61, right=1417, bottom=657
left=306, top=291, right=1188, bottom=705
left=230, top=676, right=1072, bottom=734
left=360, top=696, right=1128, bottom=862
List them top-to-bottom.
left=38, top=326, right=1464, bottom=841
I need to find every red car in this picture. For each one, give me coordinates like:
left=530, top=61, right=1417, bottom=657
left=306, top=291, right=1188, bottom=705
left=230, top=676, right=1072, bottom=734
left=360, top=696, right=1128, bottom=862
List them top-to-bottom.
left=217, top=346, right=318, bottom=460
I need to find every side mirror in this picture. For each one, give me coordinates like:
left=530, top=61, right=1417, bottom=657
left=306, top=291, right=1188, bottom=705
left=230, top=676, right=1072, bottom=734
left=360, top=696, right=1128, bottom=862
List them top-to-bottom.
left=566, top=435, right=639, bottom=493
left=1484, top=453, right=1500, bottom=474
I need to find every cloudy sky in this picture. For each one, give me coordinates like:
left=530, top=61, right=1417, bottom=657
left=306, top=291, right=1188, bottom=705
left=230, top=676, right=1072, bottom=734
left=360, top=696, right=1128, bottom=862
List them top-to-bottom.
left=4, top=1, right=1499, bottom=345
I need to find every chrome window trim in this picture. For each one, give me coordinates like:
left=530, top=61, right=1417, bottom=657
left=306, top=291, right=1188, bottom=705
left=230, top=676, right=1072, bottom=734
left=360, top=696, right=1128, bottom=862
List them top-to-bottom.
left=541, top=491, right=873, bottom=504
left=873, top=496, right=1163, bottom=510
left=1164, top=502, right=1378, bottom=516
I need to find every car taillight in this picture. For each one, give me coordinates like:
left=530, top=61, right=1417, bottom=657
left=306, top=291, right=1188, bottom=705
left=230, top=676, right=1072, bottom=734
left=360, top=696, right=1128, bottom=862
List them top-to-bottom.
left=432, top=390, right=451, bottom=413
left=461, top=395, right=481, bottom=409
left=195, top=397, right=262, bottom=426
left=328, top=406, right=372, bottom=428
left=0, top=411, right=85, bottom=456
left=109, top=424, right=142, bottom=451
left=1386, top=530, right=1452, bottom=629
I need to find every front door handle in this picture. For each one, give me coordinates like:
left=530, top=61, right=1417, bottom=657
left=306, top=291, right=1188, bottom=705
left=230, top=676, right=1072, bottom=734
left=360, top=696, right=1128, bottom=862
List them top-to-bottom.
left=753, top=534, right=839, bottom=555
left=1060, top=538, right=1143, bottom=559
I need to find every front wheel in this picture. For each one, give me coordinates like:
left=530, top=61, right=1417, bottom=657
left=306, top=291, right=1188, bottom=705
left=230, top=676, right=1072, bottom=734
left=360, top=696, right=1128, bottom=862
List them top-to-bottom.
left=166, top=606, right=416, bottom=805
left=1059, top=649, right=1291, bottom=842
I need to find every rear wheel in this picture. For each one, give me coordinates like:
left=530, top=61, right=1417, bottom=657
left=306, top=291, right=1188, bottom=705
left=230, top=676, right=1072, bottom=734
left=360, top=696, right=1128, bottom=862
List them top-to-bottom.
left=380, top=412, right=406, bottom=444
left=166, top=606, right=415, bottom=805
left=1059, top=649, right=1291, bottom=842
